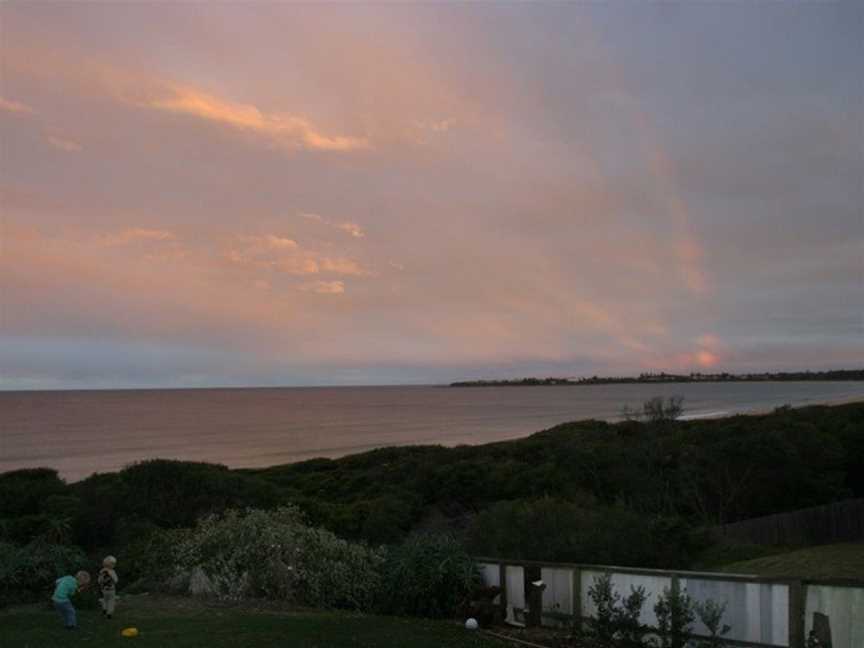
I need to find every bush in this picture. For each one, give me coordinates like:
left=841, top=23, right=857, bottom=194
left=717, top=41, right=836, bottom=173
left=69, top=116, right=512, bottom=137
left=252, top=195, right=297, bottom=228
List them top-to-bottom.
left=643, top=396, right=684, bottom=424
left=120, top=460, right=280, bottom=529
left=0, top=469, right=69, bottom=518
left=0, top=470, right=75, bottom=545
left=71, top=472, right=125, bottom=548
left=41, top=495, right=82, bottom=519
left=359, top=495, right=418, bottom=545
left=467, top=497, right=689, bottom=567
left=172, top=507, right=382, bottom=610
left=0, top=514, right=53, bottom=545
left=122, top=526, right=189, bottom=588
left=377, top=533, right=481, bottom=619
left=0, top=539, right=88, bottom=607
left=584, top=573, right=647, bottom=648
left=654, top=586, right=694, bottom=648
left=693, top=599, right=730, bottom=648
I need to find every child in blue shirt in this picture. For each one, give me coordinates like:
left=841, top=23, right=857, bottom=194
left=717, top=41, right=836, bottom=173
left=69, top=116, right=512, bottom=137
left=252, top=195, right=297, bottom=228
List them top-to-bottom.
left=51, top=571, right=90, bottom=630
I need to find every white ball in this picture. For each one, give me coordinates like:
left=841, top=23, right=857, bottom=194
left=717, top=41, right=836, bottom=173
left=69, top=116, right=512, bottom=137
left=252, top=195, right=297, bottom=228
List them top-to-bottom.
left=465, top=618, right=479, bottom=631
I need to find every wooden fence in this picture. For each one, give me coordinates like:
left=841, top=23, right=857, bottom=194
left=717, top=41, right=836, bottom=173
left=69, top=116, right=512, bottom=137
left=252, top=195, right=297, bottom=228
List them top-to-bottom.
left=713, top=499, right=864, bottom=546
left=476, top=557, right=864, bottom=648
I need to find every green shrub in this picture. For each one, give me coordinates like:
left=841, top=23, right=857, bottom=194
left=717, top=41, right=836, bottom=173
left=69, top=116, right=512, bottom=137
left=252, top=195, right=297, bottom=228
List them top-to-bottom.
left=643, top=396, right=684, bottom=424
left=120, top=460, right=246, bottom=528
left=0, top=469, right=69, bottom=518
left=71, top=472, right=125, bottom=548
left=0, top=475, right=78, bottom=545
left=41, top=495, right=82, bottom=519
left=359, top=495, right=418, bottom=544
left=467, top=497, right=688, bottom=567
left=172, top=507, right=382, bottom=610
left=0, top=514, right=53, bottom=544
left=121, top=526, right=188, bottom=587
left=377, top=533, right=480, bottom=619
left=0, top=539, right=88, bottom=607
left=584, top=573, right=647, bottom=648
left=654, top=586, right=695, bottom=648
left=693, top=599, right=731, bottom=648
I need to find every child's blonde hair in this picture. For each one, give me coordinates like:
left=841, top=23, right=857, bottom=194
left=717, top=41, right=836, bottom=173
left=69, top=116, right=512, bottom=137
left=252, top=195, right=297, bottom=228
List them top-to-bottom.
left=103, top=555, right=117, bottom=568
left=76, top=571, right=91, bottom=585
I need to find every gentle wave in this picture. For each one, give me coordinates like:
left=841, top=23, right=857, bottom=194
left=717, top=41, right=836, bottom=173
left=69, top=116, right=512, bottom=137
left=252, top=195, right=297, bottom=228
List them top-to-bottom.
left=678, top=410, right=730, bottom=421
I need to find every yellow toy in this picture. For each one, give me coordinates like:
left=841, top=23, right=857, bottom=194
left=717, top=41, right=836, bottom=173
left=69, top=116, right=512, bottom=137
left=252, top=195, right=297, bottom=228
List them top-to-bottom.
left=121, top=627, right=139, bottom=637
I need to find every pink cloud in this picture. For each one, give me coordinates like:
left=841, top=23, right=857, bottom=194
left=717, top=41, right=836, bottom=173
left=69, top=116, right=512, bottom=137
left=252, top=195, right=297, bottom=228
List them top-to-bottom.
left=145, top=83, right=370, bottom=153
left=0, top=96, right=34, bottom=114
left=46, top=135, right=82, bottom=152
left=302, top=212, right=365, bottom=238
left=336, top=222, right=365, bottom=238
left=99, top=228, right=176, bottom=246
left=226, top=234, right=369, bottom=277
left=263, top=235, right=298, bottom=250
left=319, top=257, right=370, bottom=277
left=301, top=280, right=345, bottom=295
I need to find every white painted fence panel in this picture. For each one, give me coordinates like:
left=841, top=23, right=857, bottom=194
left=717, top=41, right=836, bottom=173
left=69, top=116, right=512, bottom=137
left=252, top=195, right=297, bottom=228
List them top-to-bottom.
left=478, top=563, right=501, bottom=603
left=505, top=565, right=525, bottom=611
left=540, top=567, right=574, bottom=624
left=581, top=570, right=672, bottom=628
left=680, top=578, right=788, bottom=646
left=771, top=585, right=789, bottom=647
left=805, top=585, right=864, bottom=648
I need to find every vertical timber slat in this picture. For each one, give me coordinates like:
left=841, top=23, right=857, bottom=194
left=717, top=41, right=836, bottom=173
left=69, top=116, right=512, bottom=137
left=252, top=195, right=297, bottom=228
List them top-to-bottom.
left=499, top=563, right=508, bottom=621
left=524, top=564, right=542, bottom=627
left=572, top=567, right=582, bottom=632
left=788, top=581, right=804, bottom=648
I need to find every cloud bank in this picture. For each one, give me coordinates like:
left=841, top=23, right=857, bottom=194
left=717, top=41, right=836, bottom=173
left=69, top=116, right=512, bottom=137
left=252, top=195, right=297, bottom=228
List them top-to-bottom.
left=1, top=2, right=861, bottom=388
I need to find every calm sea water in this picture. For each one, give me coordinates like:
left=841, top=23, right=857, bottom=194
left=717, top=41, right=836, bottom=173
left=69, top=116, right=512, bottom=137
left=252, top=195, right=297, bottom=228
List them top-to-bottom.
left=1, top=382, right=862, bottom=482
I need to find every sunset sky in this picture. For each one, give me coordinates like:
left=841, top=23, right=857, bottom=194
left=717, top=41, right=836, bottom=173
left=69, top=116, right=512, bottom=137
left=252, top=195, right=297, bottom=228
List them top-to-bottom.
left=1, top=3, right=862, bottom=389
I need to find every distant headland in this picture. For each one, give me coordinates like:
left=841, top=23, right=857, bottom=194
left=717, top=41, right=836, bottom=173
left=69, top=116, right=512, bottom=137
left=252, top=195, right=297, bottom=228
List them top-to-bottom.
left=449, top=369, right=864, bottom=387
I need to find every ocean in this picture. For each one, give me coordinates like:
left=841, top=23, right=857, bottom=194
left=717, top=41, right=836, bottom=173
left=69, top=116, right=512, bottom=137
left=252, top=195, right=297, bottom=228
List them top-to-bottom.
left=1, top=381, right=862, bottom=482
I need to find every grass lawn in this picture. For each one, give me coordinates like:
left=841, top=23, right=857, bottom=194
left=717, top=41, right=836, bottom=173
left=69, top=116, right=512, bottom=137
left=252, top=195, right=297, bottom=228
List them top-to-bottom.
left=719, top=542, right=864, bottom=580
left=1, top=595, right=505, bottom=648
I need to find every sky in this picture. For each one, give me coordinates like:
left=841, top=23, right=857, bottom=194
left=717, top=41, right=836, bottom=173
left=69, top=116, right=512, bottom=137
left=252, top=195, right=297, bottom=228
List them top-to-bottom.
left=1, top=2, right=862, bottom=389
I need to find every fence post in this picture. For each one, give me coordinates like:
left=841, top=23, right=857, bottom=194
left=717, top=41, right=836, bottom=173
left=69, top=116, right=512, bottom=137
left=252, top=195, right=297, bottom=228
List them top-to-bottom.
left=499, top=564, right=508, bottom=621
left=524, top=564, right=543, bottom=627
left=572, top=567, right=582, bottom=632
left=788, top=581, right=805, bottom=648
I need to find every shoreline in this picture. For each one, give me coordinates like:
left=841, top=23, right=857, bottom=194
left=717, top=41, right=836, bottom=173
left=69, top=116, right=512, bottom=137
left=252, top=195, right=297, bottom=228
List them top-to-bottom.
left=680, top=394, right=864, bottom=421
left=5, top=397, right=862, bottom=484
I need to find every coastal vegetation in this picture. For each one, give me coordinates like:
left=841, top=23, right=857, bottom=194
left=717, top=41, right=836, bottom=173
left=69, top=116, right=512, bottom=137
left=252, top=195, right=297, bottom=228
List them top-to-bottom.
left=450, top=368, right=864, bottom=387
left=1, top=402, right=861, bottom=621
